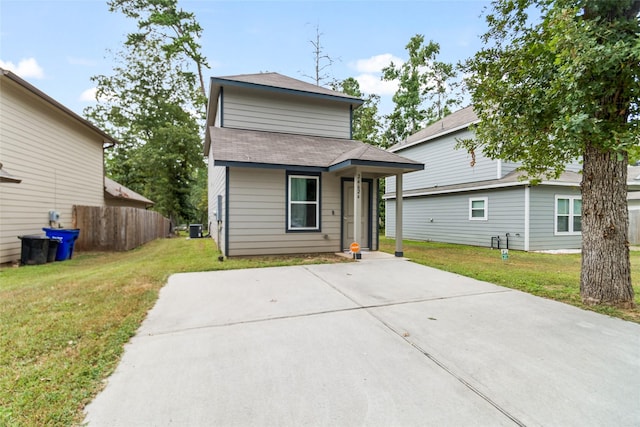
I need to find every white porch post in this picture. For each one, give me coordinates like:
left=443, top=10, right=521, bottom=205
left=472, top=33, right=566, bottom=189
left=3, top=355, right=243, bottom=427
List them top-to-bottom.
left=353, top=168, right=362, bottom=259
left=395, top=172, right=403, bottom=257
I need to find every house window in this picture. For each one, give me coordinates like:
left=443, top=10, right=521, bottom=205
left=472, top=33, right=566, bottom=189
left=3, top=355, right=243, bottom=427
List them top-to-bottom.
left=288, top=174, right=320, bottom=231
left=555, top=196, right=582, bottom=234
left=469, top=197, right=488, bottom=221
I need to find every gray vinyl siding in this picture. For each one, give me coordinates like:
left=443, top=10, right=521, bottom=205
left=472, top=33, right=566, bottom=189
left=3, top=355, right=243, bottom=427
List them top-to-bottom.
left=0, top=78, right=105, bottom=264
left=222, top=87, right=351, bottom=139
left=387, top=128, right=498, bottom=192
left=207, top=142, right=227, bottom=253
left=501, top=161, right=520, bottom=177
left=227, top=168, right=342, bottom=256
left=528, top=185, right=582, bottom=250
left=386, top=187, right=527, bottom=250
left=630, top=210, right=639, bottom=245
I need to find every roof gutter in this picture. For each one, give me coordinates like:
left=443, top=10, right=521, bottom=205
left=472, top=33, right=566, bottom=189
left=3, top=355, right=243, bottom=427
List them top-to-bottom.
left=210, top=76, right=365, bottom=106
left=383, top=179, right=586, bottom=200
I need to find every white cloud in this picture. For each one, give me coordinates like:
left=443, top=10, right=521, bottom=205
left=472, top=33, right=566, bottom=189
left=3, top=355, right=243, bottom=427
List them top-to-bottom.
left=347, top=53, right=404, bottom=97
left=350, top=53, right=404, bottom=73
left=0, top=57, right=44, bottom=79
left=355, top=73, right=399, bottom=96
left=79, top=87, right=97, bottom=102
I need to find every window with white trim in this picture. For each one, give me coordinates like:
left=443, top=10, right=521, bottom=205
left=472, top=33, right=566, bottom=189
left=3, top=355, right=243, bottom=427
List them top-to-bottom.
left=288, top=174, right=320, bottom=231
left=555, top=195, right=582, bottom=234
left=469, top=197, right=488, bottom=221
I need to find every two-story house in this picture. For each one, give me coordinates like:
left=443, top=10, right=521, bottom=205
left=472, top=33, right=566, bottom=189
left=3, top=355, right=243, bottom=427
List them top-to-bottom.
left=0, top=69, right=159, bottom=264
left=0, top=69, right=115, bottom=264
left=205, top=72, right=423, bottom=257
left=385, top=106, right=640, bottom=251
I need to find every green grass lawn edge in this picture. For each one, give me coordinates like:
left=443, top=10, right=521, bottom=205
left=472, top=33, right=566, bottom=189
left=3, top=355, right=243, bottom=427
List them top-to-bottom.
left=2, top=236, right=637, bottom=426
left=0, top=237, right=348, bottom=426
left=379, top=237, right=640, bottom=322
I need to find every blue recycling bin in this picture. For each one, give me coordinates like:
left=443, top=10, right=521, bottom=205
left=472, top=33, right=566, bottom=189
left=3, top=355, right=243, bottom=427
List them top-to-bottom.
left=42, top=228, right=80, bottom=261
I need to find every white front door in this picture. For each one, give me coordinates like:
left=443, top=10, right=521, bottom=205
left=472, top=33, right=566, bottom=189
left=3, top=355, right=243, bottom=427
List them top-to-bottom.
left=343, top=181, right=370, bottom=250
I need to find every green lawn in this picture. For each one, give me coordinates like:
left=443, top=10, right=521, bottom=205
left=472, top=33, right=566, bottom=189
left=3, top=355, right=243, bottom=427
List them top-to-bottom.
left=0, top=237, right=347, bottom=426
left=379, top=237, right=640, bottom=322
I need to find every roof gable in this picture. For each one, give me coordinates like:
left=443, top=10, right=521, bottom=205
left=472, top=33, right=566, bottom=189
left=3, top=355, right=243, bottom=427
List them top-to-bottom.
left=1, top=68, right=118, bottom=147
left=204, top=72, right=364, bottom=155
left=389, top=106, right=478, bottom=152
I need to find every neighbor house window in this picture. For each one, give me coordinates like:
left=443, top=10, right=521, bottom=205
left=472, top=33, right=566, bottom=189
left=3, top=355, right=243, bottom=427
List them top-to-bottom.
left=288, top=174, right=320, bottom=231
left=555, top=195, right=582, bottom=234
left=469, top=197, right=488, bottom=220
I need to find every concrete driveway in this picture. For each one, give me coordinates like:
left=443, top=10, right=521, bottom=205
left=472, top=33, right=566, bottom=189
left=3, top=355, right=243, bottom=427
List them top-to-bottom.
left=84, top=257, right=640, bottom=426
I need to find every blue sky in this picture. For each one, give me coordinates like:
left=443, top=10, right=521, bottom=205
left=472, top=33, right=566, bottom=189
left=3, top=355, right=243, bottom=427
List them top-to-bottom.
left=1, top=0, right=491, bottom=116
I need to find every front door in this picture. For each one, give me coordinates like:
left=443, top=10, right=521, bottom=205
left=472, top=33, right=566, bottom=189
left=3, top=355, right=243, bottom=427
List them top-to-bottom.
left=342, top=180, right=370, bottom=250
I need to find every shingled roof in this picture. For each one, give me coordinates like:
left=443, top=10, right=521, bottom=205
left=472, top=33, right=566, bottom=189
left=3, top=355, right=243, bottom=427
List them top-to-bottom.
left=389, top=106, right=478, bottom=153
left=210, top=127, right=423, bottom=174
left=104, top=177, right=154, bottom=206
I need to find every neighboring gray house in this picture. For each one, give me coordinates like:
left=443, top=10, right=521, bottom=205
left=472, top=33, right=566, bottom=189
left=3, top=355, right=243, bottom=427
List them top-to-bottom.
left=205, top=72, right=423, bottom=257
left=385, top=106, right=640, bottom=251
left=629, top=166, right=640, bottom=245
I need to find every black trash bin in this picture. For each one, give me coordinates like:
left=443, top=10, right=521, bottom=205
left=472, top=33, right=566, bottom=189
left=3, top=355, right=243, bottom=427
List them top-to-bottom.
left=189, top=224, right=203, bottom=238
left=18, top=235, right=50, bottom=265
left=47, top=238, right=60, bottom=262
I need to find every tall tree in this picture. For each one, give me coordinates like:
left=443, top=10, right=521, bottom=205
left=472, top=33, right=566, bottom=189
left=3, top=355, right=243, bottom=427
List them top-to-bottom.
left=108, top=0, right=209, bottom=97
left=461, top=0, right=639, bottom=307
left=85, top=16, right=206, bottom=224
left=302, top=25, right=338, bottom=86
left=382, top=34, right=460, bottom=145
left=333, top=77, right=383, bottom=147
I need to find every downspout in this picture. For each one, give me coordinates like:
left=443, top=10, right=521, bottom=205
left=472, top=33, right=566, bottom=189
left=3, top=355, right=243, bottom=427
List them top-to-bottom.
left=225, top=167, right=230, bottom=257
left=524, top=185, right=530, bottom=251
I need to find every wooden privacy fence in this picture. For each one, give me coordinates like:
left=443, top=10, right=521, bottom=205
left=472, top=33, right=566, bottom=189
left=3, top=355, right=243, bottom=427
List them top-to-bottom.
left=73, top=205, right=171, bottom=251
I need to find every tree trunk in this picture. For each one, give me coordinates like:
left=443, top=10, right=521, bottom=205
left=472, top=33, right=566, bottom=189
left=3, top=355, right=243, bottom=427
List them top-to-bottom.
left=580, top=142, right=634, bottom=308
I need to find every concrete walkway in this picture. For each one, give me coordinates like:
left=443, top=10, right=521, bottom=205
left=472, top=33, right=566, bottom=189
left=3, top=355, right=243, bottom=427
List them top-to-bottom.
left=84, top=258, right=640, bottom=426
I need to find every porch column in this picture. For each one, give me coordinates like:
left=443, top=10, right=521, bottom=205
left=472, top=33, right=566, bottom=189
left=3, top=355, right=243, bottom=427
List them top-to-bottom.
left=353, top=168, right=362, bottom=259
left=395, top=172, right=403, bottom=257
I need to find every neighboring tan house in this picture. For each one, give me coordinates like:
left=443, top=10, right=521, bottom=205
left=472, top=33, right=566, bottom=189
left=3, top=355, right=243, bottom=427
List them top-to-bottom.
left=0, top=68, right=116, bottom=264
left=205, top=72, right=423, bottom=257
left=385, top=106, right=640, bottom=251
left=104, top=177, right=154, bottom=209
